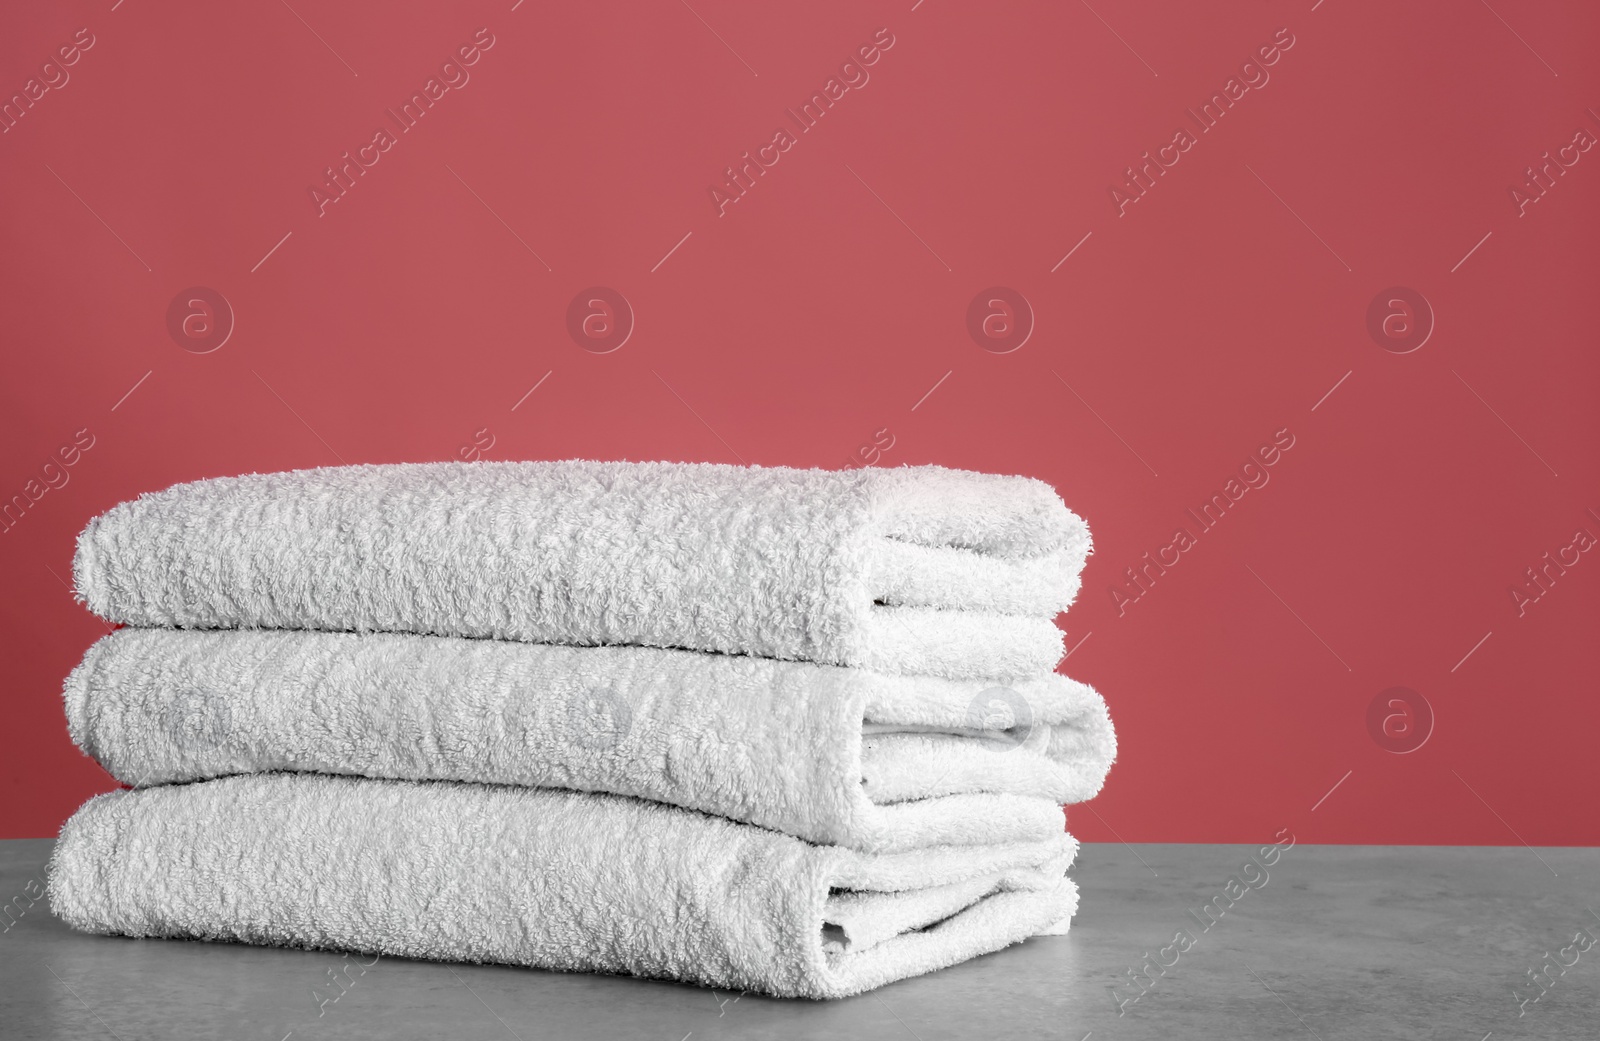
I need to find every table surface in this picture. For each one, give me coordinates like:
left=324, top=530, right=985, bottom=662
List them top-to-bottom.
left=2, top=839, right=1596, bottom=1041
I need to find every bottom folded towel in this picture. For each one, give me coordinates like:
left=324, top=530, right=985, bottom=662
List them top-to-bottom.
left=66, top=627, right=1115, bottom=853
left=49, top=773, right=1078, bottom=998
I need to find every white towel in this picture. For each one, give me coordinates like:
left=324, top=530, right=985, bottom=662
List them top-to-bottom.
left=72, top=460, right=1090, bottom=679
left=66, top=627, right=1115, bottom=853
left=48, top=773, right=1078, bottom=999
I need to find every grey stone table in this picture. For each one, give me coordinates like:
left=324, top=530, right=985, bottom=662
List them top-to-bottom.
left=3, top=840, right=1596, bottom=1040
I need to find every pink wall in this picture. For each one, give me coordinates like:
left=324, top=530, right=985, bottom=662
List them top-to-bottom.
left=3, top=1, right=1596, bottom=843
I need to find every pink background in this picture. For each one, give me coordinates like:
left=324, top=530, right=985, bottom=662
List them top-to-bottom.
left=3, top=1, right=1596, bottom=843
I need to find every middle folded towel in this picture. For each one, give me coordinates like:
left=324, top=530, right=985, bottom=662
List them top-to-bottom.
left=67, top=627, right=1116, bottom=853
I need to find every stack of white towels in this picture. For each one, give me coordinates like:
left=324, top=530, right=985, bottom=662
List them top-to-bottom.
left=49, top=460, right=1115, bottom=999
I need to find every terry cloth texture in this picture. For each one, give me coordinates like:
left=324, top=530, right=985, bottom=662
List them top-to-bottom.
left=72, top=460, right=1091, bottom=679
left=66, top=627, right=1116, bottom=853
left=48, top=773, right=1079, bottom=1000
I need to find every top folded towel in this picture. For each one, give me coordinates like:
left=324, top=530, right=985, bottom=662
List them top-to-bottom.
left=74, top=460, right=1091, bottom=678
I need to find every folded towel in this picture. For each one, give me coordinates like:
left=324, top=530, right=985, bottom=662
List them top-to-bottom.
left=72, top=460, right=1090, bottom=679
left=66, top=627, right=1116, bottom=852
left=48, top=773, right=1078, bottom=998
